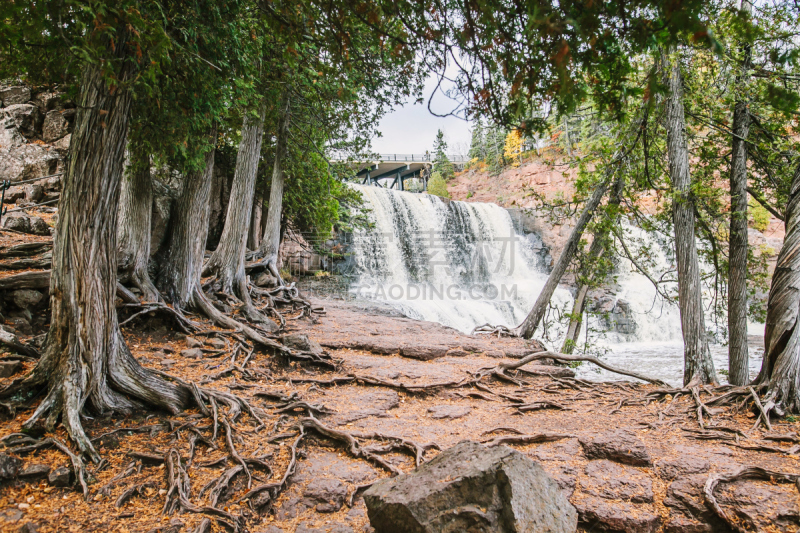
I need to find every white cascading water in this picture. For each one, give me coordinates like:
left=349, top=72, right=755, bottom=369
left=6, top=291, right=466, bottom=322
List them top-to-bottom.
left=348, top=184, right=572, bottom=340
left=348, top=184, right=763, bottom=385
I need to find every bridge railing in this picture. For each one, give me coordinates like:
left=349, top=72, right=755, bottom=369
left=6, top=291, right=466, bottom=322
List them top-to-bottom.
left=328, top=153, right=469, bottom=164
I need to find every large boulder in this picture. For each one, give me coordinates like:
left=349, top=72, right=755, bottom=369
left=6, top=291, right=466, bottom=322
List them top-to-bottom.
left=0, top=87, right=31, bottom=107
left=2, top=104, right=40, bottom=138
left=42, top=109, right=70, bottom=142
left=0, top=116, right=26, bottom=150
left=0, top=143, right=61, bottom=182
left=3, top=213, right=31, bottom=232
left=29, top=217, right=50, bottom=236
left=11, top=289, right=44, bottom=310
left=364, top=440, right=577, bottom=533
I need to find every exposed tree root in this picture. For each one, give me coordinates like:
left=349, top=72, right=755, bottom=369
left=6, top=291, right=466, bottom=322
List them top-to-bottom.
left=190, top=288, right=334, bottom=368
left=119, top=302, right=201, bottom=333
left=471, top=323, right=517, bottom=337
left=0, top=326, right=40, bottom=358
left=478, top=350, right=668, bottom=386
left=482, top=432, right=575, bottom=447
left=704, top=466, right=800, bottom=533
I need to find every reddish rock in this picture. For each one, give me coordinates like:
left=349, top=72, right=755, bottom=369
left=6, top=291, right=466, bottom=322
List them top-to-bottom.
left=427, top=405, right=471, bottom=419
left=579, top=429, right=652, bottom=466
left=582, top=460, right=654, bottom=503
left=574, top=495, right=660, bottom=533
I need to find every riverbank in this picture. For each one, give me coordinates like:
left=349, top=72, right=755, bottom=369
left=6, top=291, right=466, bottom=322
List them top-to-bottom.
left=0, top=288, right=798, bottom=533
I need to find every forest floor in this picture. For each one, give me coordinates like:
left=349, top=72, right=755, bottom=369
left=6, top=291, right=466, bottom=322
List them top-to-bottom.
left=0, top=229, right=798, bottom=533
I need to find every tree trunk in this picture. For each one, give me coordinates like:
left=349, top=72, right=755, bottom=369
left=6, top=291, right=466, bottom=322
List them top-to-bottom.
left=727, top=0, right=753, bottom=386
left=663, top=51, right=717, bottom=386
left=1, top=62, right=189, bottom=459
left=255, top=94, right=290, bottom=280
left=203, top=103, right=268, bottom=322
left=156, top=127, right=218, bottom=309
left=118, top=150, right=159, bottom=302
left=755, top=162, right=800, bottom=413
left=561, top=175, right=624, bottom=353
left=515, top=179, right=610, bottom=339
left=248, top=188, right=263, bottom=251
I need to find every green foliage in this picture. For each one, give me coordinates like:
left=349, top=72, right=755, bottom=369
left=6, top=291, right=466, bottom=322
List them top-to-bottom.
left=432, top=130, right=454, bottom=181
left=427, top=172, right=450, bottom=198
left=749, top=199, right=771, bottom=232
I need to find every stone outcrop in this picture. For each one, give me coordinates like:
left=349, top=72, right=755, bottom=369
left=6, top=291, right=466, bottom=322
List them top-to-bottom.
left=579, top=429, right=652, bottom=466
left=364, top=440, right=577, bottom=532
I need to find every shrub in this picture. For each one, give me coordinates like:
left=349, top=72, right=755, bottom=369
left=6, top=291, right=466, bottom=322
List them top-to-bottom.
left=427, top=171, right=450, bottom=198
left=749, top=198, right=771, bottom=232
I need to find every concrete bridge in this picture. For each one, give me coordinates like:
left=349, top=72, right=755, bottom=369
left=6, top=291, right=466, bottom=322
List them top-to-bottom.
left=346, top=154, right=469, bottom=192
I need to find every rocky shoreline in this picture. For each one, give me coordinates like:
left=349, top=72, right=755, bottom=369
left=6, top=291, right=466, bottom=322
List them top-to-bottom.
left=0, top=293, right=797, bottom=532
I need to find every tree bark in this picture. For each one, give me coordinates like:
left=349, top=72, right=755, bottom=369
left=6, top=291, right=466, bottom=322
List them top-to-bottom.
left=727, top=0, right=753, bottom=386
left=663, top=51, right=717, bottom=386
left=1, top=61, right=190, bottom=459
left=254, top=94, right=290, bottom=280
left=203, top=104, right=267, bottom=321
left=156, top=127, right=218, bottom=310
left=118, top=149, right=159, bottom=302
left=755, top=162, right=800, bottom=413
left=561, top=175, right=624, bottom=353
left=515, top=179, right=610, bottom=339
left=248, top=188, right=263, bottom=250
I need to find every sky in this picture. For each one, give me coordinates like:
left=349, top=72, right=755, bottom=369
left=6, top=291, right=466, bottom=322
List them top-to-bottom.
left=370, top=76, right=474, bottom=158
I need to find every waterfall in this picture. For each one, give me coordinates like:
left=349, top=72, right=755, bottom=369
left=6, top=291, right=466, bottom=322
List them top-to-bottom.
left=348, top=184, right=572, bottom=338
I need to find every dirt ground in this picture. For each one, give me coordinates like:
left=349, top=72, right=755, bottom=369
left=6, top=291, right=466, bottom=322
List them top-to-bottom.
left=0, top=227, right=798, bottom=533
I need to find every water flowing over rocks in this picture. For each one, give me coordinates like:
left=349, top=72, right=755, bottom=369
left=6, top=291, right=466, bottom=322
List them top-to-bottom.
left=363, top=440, right=578, bottom=533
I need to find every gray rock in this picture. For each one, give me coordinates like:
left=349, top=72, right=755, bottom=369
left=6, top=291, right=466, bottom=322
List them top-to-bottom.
left=0, top=87, right=31, bottom=106
left=32, top=91, right=63, bottom=113
left=2, top=104, right=39, bottom=138
left=42, top=110, right=70, bottom=142
left=0, top=116, right=26, bottom=150
left=52, top=133, right=71, bottom=152
left=0, top=141, right=61, bottom=182
left=24, top=184, right=44, bottom=203
left=4, top=186, right=26, bottom=203
left=3, top=213, right=31, bottom=232
left=253, top=271, right=279, bottom=287
left=12, top=289, right=44, bottom=310
left=7, top=317, right=31, bottom=336
left=280, top=333, right=324, bottom=355
left=186, top=336, right=203, bottom=348
left=206, top=337, right=226, bottom=350
left=181, top=348, right=203, bottom=359
left=0, top=361, right=22, bottom=378
left=427, top=404, right=471, bottom=419
left=579, top=429, right=651, bottom=466
left=364, top=440, right=577, bottom=533
left=0, top=453, right=22, bottom=479
left=582, top=460, right=654, bottom=503
left=18, top=464, right=50, bottom=480
left=48, top=466, right=71, bottom=487
left=303, top=478, right=348, bottom=513
left=574, top=496, right=659, bottom=533
left=0, top=509, right=24, bottom=524
left=296, top=523, right=353, bottom=533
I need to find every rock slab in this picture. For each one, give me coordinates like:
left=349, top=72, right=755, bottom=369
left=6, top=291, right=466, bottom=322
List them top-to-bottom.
left=579, top=429, right=651, bottom=466
left=364, top=440, right=577, bottom=533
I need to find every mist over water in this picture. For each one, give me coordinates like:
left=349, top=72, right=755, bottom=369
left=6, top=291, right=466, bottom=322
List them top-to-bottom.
left=348, top=184, right=763, bottom=386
